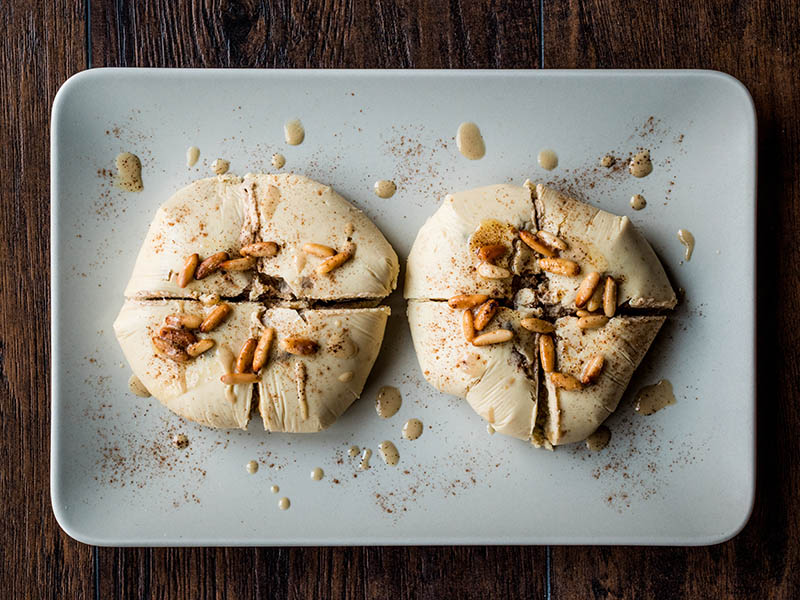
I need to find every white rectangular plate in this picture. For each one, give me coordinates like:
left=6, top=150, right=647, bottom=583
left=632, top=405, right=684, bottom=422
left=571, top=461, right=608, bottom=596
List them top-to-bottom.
left=51, top=69, right=755, bottom=546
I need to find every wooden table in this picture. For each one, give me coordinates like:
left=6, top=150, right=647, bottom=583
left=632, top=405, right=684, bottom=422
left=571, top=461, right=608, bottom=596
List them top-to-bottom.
left=2, top=1, right=797, bottom=597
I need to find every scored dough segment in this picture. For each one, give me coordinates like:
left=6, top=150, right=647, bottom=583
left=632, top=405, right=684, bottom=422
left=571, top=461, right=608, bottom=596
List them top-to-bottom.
left=115, top=173, right=399, bottom=431
left=405, top=182, right=675, bottom=447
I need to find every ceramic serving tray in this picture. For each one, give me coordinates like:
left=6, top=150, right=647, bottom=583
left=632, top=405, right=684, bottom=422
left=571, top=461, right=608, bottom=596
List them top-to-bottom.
left=51, top=69, right=755, bottom=545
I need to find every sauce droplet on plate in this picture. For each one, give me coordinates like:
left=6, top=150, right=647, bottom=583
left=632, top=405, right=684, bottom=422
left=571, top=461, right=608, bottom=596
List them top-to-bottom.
left=284, top=119, right=305, bottom=145
left=456, top=122, right=486, bottom=160
left=186, top=146, right=200, bottom=167
left=537, top=149, right=558, bottom=171
left=629, top=150, right=653, bottom=178
left=115, top=152, right=143, bottom=191
left=271, top=153, right=286, bottom=169
left=600, top=155, right=616, bottom=168
left=211, top=158, right=230, bottom=175
left=374, top=180, right=397, bottom=198
left=630, top=194, right=647, bottom=210
left=677, top=229, right=695, bottom=261
left=128, top=374, right=150, bottom=397
left=634, top=379, right=676, bottom=415
left=375, top=386, right=402, bottom=418
left=402, top=418, right=423, bottom=440
left=585, top=425, right=611, bottom=451
left=378, top=441, right=399, bottom=466
left=348, top=445, right=360, bottom=457
left=358, top=448, right=372, bottom=470
left=246, top=460, right=259, bottom=474
left=310, top=467, right=324, bottom=481
left=270, top=485, right=279, bottom=494
left=278, top=497, right=291, bottom=510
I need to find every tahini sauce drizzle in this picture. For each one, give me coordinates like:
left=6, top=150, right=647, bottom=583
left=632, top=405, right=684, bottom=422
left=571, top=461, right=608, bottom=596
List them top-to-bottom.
left=284, top=119, right=305, bottom=145
left=456, top=122, right=486, bottom=160
left=186, top=146, right=200, bottom=167
left=537, top=149, right=558, bottom=171
left=629, top=150, right=653, bottom=177
left=115, top=152, right=143, bottom=191
left=271, top=153, right=286, bottom=169
left=600, top=155, right=616, bottom=168
left=211, top=158, right=230, bottom=175
left=374, top=180, right=397, bottom=198
left=630, top=194, right=647, bottom=210
left=677, top=229, right=695, bottom=261
left=217, top=346, right=237, bottom=403
left=128, top=374, right=150, bottom=397
left=634, top=380, right=676, bottom=415
left=375, top=386, right=402, bottom=418
left=402, top=418, right=423, bottom=440
left=585, top=425, right=611, bottom=451
left=378, top=441, right=399, bottom=466
left=348, top=445, right=360, bottom=458
left=358, top=448, right=372, bottom=470
left=246, top=460, right=259, bottom=474
left=310, top=467, right=324, bottom=481
left=278, top=497, right=291, bottom=510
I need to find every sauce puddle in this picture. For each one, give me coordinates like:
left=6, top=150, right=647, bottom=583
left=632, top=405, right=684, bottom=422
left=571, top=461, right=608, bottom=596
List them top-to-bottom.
left=456, top=122, right=486, bottom=160
left=537, top=149, right=558, bottom=170
left=634, top=379, right=676, bottom=415
left=402, top=418, right=423, bottom=440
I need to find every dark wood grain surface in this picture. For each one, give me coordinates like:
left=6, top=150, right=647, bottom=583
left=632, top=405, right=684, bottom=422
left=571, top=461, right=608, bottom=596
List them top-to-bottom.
left=1, top=0, right=797, bottom=597
left=0, top=1, right=95, bottom=599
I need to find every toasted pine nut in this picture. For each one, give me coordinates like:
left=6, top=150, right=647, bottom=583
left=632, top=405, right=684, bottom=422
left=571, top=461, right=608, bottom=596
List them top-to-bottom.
left=519, top=230, right=556, bottom=257
left=536, top=230, right=568, bottom=251
left=240, top=241, right=279, bottom=257
left=303, top=242, right=336, bottom=258
left=316, top=244, right=354, bottom=274
left=477, top=244, right=507, bottom=264
left=195, top=251, right=230, bottom=279
left=177, top=253, right=200, bottom=288
left=219, top=256, right=256, bottom=271
left=538, top=258, right=581, bottom=277
left=477, top=262, right=511, bottom=279
left=575, top=272, right=601, bottom=307
left=603, top=277, right=617, bottom=318
left=586, top=284, right=604, bottom=312
left=448, top=294, right=489, bottom=309
left=473, top=299, right=499, bottom=331
left=200, top=303, right=232, bottom=333
left=462, top=309, right=475, bottom=343
left=576, top=309, right=602, bottom=317
left=165, top=314, right=204, bottom=330
left=577, top=315, right=609, bottom=329
left=520, top=317, right=555, bottom=333
left=158, top=326, right=197, bottom=348
left=252, top=327, right=275, bottom=372
left=472, top=329, right=514, bottom=346
left=539, top=334, right=555, bottom=373
left=152, top=336, right=190, bottom=363
left=281, top=336, right=319, bottom=355
left=186, top=338, right=215, bottom=357
left=235, top=338, right=258, bottom=373
left=581, top=355, right=605, bottom=385
left=550, top=371, right=582, bottom=391
left=220, top=372, right=260, bottom=385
